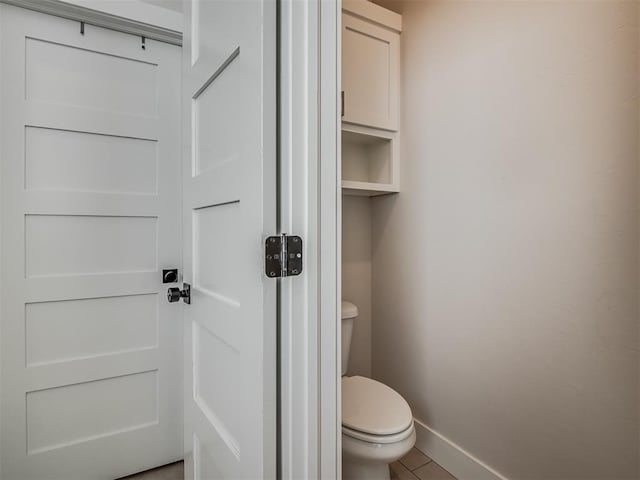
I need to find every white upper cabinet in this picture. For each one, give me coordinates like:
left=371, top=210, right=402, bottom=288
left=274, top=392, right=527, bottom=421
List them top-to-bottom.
left=342, top=0, right=401, bottom=132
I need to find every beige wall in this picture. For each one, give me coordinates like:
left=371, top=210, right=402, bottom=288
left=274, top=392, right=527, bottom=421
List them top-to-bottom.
left=370, top=1, right=639, bottom=478
left=342, top=195, right=373, bottom=377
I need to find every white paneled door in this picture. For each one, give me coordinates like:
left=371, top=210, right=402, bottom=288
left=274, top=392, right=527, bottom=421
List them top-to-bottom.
left=182, top=0, right=277, bottom=479
left=0, top=5, right=182, bottom=479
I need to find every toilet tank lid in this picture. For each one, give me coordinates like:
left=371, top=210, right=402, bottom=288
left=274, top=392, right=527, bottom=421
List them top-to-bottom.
left=341, top=301, right=358, bottom=319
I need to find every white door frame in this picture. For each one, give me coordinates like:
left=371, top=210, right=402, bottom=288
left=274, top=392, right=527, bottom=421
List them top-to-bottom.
left=279, top=0, right=341, bottom=478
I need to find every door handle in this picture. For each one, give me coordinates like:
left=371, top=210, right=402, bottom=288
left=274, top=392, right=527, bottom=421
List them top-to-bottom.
left=167, top=283, right=190, bottom=304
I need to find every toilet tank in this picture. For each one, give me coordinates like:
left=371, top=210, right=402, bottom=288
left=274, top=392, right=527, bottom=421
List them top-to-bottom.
left=341, top=301, right=358, bottom=376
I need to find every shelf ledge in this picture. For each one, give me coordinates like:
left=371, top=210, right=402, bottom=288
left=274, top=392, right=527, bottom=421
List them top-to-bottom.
left=342, top=180, right=399, bottom=197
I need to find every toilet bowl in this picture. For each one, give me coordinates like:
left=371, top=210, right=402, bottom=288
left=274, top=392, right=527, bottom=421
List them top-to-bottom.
left=341, top=302, right=416, bottom=480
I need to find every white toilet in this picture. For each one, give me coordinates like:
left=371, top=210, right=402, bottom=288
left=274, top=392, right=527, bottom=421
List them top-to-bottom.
left=341, top=301, right=416, bottom=480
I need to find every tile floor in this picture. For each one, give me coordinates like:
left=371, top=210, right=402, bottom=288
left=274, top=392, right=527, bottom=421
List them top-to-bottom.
left=118, top=446, right=456, bottom=480
left=391, top=447, right=458, bottom=480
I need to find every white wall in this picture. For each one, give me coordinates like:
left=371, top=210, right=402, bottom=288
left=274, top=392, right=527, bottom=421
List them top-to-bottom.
left=139, top=0, right=182, bottom=13
left=58, top=1, right=182, bottom=32
left=370, top=1, right=639, bottom=478
left=342, top=195, right=372, bottom=377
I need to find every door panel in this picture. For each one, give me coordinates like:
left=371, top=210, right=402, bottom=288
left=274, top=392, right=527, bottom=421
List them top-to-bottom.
left=182, top=0, right=277, bottom=478
left=0, top=5, right=182, bottom=479
left=25, top=36, right=158, bottom=117
left=25, top=126, right=158, bottom=194
left=25, top=214, right=158, bottom=277
left=25, top=294, right=158, bottom=366
left=26, top=371, right=158, bottom=454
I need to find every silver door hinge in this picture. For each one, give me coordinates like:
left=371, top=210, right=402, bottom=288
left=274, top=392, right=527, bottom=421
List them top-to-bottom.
left=265, top=234, right=303, bottom=278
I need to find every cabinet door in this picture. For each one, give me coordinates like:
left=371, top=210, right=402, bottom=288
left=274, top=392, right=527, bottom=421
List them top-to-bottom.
left=342, top=13, right=400, bottom=131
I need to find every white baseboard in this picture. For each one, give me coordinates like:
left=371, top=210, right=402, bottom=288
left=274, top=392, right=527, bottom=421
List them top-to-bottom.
left=413, top=418, right=508, bottom=480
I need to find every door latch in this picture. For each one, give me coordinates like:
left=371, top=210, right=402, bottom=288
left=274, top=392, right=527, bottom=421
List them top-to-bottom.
left=265, top=234, right=303, bottom=278
left=167, top=283, right=190, bottom=304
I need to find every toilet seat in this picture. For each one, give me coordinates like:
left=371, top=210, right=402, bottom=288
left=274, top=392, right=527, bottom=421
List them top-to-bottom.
left=342, top=376, right=413, bottom=443
left=342, top=422, right=414, bottom=444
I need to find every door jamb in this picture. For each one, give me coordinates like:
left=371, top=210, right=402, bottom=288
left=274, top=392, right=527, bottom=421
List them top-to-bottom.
left=278, top=0, right=341, bottom=478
